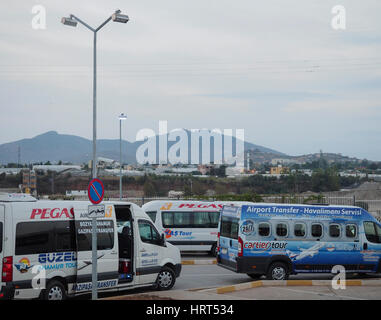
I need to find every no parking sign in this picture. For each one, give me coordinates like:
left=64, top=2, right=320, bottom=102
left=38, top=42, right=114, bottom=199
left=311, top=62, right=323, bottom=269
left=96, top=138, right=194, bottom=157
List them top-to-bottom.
left=88, top=178, right=104, bottom=204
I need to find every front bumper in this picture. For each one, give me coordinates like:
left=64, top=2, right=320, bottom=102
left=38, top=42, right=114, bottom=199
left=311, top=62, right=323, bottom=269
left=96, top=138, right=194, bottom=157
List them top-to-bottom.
left=174, top=263, right=182, bottom=278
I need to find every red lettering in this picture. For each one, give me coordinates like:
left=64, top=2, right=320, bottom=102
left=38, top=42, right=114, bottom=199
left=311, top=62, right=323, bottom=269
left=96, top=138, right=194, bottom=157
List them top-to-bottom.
left=179, top=203, right=195, bottom=208
left=30, top=208, right=42, bottom=219
left=30, top=208, right=74, bottom=219
left=41, top=208, right=50, bottom=219
left=50, top=208, right=60, bottom=219
left=60, top=208, right=70, bottom=219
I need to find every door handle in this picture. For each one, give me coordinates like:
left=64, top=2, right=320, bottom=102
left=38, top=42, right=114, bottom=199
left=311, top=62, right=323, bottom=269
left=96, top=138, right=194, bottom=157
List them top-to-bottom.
left=363, top=243, right=368, bottom=250
left=140, top=248, right=146, bottom=253
left=110, top=250, right=118, bottom=255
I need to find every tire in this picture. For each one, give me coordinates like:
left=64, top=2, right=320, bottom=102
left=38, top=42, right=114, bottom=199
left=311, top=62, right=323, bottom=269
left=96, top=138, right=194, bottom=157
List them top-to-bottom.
left=210, top=243, right=218, bottom=257
left=266, top=262, right=289, bottom=280
left=156, top=267, right=176, bottom=291
left=247, top=273, right=262, bottom=280
left=42, top=280, right=67, bottom=301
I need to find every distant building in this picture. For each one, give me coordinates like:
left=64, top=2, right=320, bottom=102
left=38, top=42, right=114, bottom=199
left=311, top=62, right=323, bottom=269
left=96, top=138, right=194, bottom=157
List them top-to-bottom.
left=97, top=157, right=120, bottom=169
left=198, top=164, right=215, bottom=175
left=33, top=165, right=81, bottom=173
left=270, top=165, right=289, bottom=175
left=226, top=166, right=245, bottom=176
left=0, top=168, right=23, bottom=175
left=66, top=190, right=88, bottom=197
left=168, top=190, right=184, bottom=198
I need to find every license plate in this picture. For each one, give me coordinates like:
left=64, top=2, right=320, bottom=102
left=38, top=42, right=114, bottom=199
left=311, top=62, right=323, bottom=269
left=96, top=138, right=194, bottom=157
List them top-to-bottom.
left=221, top=248, right=227, bottom=255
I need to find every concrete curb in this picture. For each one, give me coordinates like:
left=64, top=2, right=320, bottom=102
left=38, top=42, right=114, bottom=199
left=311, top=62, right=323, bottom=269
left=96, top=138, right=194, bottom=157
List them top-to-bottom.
left=181, top=259, right=217, bottom=265
left=204, top=279, right=381, bottom=294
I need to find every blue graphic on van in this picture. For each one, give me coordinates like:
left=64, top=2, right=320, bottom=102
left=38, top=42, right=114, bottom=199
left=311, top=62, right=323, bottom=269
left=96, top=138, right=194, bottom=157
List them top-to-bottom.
left=218, top=204, right=381, bottom=276
left=240, top=220, right=255, bottom=236
left=37, top=252, right=77, bottom=270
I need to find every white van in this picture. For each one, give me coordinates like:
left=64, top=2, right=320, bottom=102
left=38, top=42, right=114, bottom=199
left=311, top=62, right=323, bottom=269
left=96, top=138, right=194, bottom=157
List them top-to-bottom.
left=0, top=194, right=181, bottom=300
left=142, top=200, right=254, bottom=256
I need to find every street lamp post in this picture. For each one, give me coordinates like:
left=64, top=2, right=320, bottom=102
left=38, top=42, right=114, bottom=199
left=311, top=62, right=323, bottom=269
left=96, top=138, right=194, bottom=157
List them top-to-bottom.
left=61, top=10, right=129, bottom=301
left=61, top=10, right=129, bottom=180
left=119, top=113, right=127, bottom=200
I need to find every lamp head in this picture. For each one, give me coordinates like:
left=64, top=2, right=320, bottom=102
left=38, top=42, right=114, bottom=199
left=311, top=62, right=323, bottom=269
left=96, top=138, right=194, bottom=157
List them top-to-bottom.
left=61, top=16, right=78, bottom=27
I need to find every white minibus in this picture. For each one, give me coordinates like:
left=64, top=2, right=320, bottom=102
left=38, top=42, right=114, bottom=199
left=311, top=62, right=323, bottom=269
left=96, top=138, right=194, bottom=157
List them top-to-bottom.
left=0, top=193, right=181, bottom=300
left=142, top=200, right=254, bottom=256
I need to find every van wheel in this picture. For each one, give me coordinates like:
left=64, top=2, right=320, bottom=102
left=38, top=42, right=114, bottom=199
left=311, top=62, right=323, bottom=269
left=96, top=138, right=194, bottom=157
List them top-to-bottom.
left=210, top=243, right=218, bottom=257
left=266, top=262, right=289, bottom=280
left=156, top=267, right=176, bottom=291
left=42, top=280, right=67, bottom=301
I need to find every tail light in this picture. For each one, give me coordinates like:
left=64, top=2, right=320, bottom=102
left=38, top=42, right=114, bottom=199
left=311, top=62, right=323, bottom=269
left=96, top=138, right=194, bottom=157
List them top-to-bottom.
left=238, top=237, right=243, bottom=257
left=2, top=256, right=13, bottom=282
left=119, top=260, right=130, bottom=274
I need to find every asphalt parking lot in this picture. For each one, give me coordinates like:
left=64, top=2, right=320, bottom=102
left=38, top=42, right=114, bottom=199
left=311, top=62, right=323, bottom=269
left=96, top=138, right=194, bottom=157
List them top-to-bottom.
left=100, top=253, right=381, bottom=300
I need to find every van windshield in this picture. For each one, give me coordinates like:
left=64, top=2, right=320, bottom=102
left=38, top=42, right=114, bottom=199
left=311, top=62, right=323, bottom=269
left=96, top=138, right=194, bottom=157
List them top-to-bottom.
left=220, top=216, right=239, bottom=240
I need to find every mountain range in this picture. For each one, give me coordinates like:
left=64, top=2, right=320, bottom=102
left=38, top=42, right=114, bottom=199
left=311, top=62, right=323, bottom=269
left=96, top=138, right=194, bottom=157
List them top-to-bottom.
left=0, top=131, right=285, bottom=165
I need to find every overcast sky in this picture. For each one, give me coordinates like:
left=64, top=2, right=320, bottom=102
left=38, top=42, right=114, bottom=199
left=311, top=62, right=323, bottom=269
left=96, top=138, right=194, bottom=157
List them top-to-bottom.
left=0, top=0, right=380, bottom=160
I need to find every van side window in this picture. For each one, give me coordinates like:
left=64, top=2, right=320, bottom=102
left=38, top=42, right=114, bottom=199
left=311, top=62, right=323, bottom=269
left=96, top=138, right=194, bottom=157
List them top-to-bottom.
left=146, top=211, right=157, bottom=223
left=162, top=211, right=192, bottom=228
left=193, top=212, right=220, bottom=228
left=76, top=220, right=114, bottom=251
left=138, top=220, right=161, bottom=245
left=16, top=221, right=78, bottom=255
left=55, top=221, right=76, bottom=252
left=364, top=221, right=381, bottom=243
left=16, top=222, right=55, bottom=255
left=258, top=222, right=270, bottom=237
left=276, top=223, right=288, bottom=237
left=294, top=223, right=306, bottom=237
left=311, top=224, right=322, bottom=238
left=329, top=224, right=341, bottom=238
left=346, top=224, right=357, bottom=238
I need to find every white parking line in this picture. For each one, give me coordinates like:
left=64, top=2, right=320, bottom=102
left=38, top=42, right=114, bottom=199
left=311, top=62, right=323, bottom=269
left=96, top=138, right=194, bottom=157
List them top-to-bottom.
left=181, top=273, right=239, bottom=277
left=275, top=287, right=366, bottom=300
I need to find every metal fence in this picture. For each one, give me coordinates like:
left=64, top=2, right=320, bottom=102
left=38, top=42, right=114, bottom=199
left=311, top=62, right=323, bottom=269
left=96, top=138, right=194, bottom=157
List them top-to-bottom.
left=59, top=195, right=381, bottom=222
left=116, top=196, right=381, bottom=221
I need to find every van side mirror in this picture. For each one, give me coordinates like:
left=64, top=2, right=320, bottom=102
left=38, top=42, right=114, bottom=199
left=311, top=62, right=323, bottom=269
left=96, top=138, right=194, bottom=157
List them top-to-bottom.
left=160, top=233, right=166, bottom=247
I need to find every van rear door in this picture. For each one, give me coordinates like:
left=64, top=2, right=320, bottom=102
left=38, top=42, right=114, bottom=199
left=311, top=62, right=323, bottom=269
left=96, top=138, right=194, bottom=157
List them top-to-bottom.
left=218, top=213, right=240, bottom=271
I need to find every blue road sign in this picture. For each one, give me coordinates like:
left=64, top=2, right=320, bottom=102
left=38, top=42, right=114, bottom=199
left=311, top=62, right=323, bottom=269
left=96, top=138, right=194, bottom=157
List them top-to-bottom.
left=88, top=178, right=104, bottom=204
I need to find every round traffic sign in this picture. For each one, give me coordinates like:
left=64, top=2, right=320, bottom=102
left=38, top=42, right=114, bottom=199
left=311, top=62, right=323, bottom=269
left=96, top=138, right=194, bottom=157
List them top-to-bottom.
left=88, top=178, right=105, bottom=204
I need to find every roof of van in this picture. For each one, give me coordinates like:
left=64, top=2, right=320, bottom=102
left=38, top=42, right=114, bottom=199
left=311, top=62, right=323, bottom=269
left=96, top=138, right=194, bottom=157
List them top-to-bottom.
left=0, top=193, right=37, bottom=202
left=142, top=200, right=256, bottom=210
left=221, top=202, right=372, bottom=220
left=240, top=202, right=361, bottom=209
